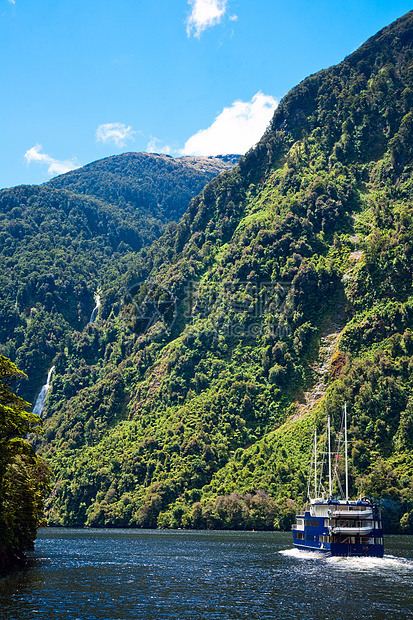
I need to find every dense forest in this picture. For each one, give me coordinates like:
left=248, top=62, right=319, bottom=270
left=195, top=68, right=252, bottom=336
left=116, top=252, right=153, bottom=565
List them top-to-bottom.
left=2, top=12, right=413, bottom=539
left=0, top=153, right=234, bottom=402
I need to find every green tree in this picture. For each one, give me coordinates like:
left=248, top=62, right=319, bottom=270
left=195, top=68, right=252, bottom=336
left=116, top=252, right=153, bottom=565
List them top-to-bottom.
left=0, top=356, right=50, bottom=567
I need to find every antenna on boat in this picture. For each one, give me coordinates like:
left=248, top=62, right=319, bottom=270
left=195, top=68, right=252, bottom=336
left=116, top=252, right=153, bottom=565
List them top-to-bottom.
left=344, top=401, right=349, bottom=501
left=328, top=415, right=332, bottom=498
left=314, top=429, right=317, bottom=498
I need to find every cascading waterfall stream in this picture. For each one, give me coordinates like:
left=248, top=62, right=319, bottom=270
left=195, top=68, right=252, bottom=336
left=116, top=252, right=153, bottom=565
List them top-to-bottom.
left=89, top=294, right=101, bottom=323
left=32, top=365, right=55, bottom=418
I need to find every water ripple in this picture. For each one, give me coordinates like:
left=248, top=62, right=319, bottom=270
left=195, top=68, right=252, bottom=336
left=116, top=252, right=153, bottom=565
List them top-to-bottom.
left=0, top=530, right=412, bottom=620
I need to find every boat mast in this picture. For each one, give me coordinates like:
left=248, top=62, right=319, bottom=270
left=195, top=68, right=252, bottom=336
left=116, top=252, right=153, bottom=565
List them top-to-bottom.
left=344, top=401, right=349, bottom=501
left=328, top=415, right=332, bottom=497
left=314, top=429, right=317, bottom=498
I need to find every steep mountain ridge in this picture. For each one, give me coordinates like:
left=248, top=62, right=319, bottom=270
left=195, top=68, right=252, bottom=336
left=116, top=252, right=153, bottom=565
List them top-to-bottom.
left=32, top=11, right=413, bottom=532
left=47, top=152, right=235, bottom=222
left=0, top=153, right=233, bottom=401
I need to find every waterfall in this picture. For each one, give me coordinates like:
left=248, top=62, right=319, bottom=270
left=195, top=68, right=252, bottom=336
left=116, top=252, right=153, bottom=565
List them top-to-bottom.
left=89, top=294, right=101, bottom=323
left=32, top=366, right=55, bottom=418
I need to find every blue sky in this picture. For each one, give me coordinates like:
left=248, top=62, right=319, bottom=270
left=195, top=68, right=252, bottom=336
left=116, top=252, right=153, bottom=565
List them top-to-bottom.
left=1, top=0, right=412, bottom=189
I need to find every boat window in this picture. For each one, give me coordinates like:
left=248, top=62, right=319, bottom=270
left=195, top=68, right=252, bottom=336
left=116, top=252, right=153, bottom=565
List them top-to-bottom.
left=305, top=520, right=319, bottom=527
left=296, top=532, right=304, bottom=540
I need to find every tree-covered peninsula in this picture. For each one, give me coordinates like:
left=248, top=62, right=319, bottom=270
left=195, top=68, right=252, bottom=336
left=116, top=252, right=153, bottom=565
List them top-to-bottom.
left=3, top=12, right=413, bottom=535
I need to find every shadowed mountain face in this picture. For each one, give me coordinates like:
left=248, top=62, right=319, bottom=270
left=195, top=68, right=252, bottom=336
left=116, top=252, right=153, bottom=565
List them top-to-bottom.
left=11, top=12, right=413, bottom=532
left=47, top=152, right=237, bottom=223
left=0, top=153, right=235, bottom=401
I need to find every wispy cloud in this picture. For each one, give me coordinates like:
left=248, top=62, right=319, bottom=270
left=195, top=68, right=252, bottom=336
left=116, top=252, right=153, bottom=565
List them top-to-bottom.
left=8, top=0, right=16, bottom=5
left=186, top=0, right=232, bottom=38
left=181, top=92, right=278, bottom=156
left=95, top=122, right=136, bottom=147
left=146, top=136, right=172, bottom=155
left=24, top=144, right=79, bottom=176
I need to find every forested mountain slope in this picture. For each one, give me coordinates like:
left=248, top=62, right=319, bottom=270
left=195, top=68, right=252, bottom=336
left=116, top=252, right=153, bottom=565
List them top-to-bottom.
left=35, top=11, right=413, bottom=532
left=0, top=153, right=233, bottom=401
left=47, top=153, right=236, bottom=224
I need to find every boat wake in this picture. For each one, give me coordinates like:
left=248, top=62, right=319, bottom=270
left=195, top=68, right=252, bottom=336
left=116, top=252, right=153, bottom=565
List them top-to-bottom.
left=279, top=548, right=327, bottom=560
left=280, top=548, right=413, bottom=572
left=326, top=554, right=413, bottom=573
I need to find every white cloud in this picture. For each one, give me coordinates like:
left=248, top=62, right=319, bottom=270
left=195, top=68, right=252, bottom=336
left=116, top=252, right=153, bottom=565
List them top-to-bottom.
left=8, top=0, right=16, bottom=5
left=186, top=0, right=231, bottom=38
left=181, top=92, right=278, bottom=156
left=95, top=122, right=136, bottom=147
left=146, top=136, right=172, bottom=155
left=24, top=144, right=79, bottom=176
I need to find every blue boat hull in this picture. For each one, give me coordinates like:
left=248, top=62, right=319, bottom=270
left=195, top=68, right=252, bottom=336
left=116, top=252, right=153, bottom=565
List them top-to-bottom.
left=293, top=540, right=384, bottom=558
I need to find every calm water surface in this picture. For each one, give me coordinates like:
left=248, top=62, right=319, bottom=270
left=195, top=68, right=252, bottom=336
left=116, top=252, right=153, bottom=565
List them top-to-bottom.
left=0, top=529, right=412, bottom=619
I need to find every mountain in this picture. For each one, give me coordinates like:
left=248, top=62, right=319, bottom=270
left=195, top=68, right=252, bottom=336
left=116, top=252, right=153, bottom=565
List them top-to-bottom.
left=30, top=12, right=413, bottom=533
left=47, top=152, right=238, bottom=224
left=0, top=153, right=234, bottom=402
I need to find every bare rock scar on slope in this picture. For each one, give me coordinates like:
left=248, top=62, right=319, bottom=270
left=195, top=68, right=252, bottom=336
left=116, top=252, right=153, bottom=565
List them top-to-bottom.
left=291, top=313, right=346, bottom=422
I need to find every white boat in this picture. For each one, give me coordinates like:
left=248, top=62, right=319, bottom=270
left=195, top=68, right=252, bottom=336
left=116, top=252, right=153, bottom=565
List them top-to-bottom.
left=331, top=509, right=373, bottom=519
left=331, top=525, right=374, bottom=535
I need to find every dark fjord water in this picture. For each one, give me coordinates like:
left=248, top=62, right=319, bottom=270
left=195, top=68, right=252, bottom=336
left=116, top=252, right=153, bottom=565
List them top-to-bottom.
left=0, top=529, right=412, bottom=620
